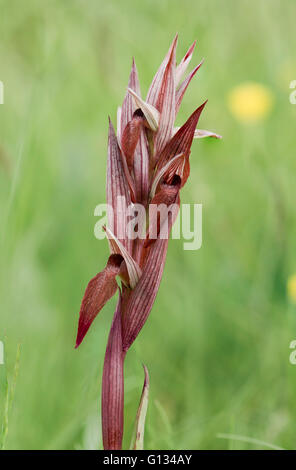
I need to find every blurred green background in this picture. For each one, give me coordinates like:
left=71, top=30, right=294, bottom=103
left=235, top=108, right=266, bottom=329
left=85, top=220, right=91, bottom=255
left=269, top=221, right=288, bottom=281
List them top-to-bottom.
left=1, top=0, right=296, bottom=450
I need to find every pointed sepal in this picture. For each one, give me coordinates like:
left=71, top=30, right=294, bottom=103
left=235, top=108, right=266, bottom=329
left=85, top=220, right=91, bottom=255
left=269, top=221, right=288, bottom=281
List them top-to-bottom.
left=146, top=34, right=178, bottom=107
left=153, top=38, right=177, bottom=157
left=175, top=40, right=197, bottom=86
left=121, top=58, right=141, bottom=132
left=175, top=60, right=204, bottom=114
left=157, top=101, right=207, bottom=177
left=107, top=119, right=134, bottom=252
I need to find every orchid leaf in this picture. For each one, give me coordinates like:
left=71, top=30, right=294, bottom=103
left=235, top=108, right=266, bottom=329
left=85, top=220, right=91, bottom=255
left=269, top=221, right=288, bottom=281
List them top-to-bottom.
left=122, top=237, right=169, bottom=351
left=102, top=295, right=124, bottom=450
left=130, top=365, right=150, bottom=450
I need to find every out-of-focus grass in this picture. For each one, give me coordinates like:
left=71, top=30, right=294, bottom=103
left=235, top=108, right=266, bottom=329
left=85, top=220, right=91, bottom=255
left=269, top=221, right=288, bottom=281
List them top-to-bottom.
left=0, top=0, right=296, bottom=450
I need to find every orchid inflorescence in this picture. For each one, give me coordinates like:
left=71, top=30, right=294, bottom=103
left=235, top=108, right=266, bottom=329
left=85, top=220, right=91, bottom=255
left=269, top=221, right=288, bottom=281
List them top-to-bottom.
left=75, top=34, right=220, bottom=450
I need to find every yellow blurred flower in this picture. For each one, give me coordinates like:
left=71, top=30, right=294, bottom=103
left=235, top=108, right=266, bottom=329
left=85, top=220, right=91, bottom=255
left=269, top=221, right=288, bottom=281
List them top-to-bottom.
left=228, top=82, right=274, bottom=122
left=287, top=274, right=296, bottom=304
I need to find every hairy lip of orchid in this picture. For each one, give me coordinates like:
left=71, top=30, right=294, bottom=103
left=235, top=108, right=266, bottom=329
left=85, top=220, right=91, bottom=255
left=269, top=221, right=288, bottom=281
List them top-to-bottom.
left=76, top=34, right=220, bottom=450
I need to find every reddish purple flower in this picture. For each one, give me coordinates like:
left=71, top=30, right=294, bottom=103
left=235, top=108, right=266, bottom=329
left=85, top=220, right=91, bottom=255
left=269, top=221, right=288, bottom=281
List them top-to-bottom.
left=76, top=35, right=220, bottom=450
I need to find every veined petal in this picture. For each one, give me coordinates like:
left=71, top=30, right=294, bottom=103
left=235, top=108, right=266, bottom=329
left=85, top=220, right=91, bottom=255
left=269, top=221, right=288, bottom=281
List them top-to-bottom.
left=146, top=34, right=178, bottom=107
left=153, top=40, right=176, bottom=157
left=175, top=40, right=196, bottom=86
left=121, top=58, right=141, bottom=133
left=175, top=60, right=204, bottom=114
left=127, top=88, right=160, bottom=131
left=157, top=101, right=207, bottom=171
left=117, top=106, right=122, bottom=141
left=121, top=112, right=144, bottom=171
left=107, top=119, right=133, bottom=253
left=133, top=127, right=149, bottom=205
left=194, top=129, right=222, bottom=139
left=150, top=153, right=183, bottom=198
left=159, top=153, right=190, bottom=189
left=162, top=154, right=186, bottom=186
left=145, top=177, right=181, bottom=247
left=150, top=177, right=181, bottom=207
left=105, top=226, right=142, bottom=289
left=122, top=236, right=169, bottom=351
left=75, top=254, right=123, bottom=348
left=102, top=295, right=124, bottom=450
left=130, top=365, right=150, bottom=450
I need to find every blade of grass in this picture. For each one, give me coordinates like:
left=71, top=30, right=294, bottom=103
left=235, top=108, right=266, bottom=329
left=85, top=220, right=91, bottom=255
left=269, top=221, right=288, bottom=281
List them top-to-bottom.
left=0, top=344, right=21, bottom=450
left=216, top=433, right=285, bottom=450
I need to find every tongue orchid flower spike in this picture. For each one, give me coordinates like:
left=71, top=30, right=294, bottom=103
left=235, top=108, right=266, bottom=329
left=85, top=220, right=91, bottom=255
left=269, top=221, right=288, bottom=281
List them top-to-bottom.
left=75, top=34, right=221, bottom=450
